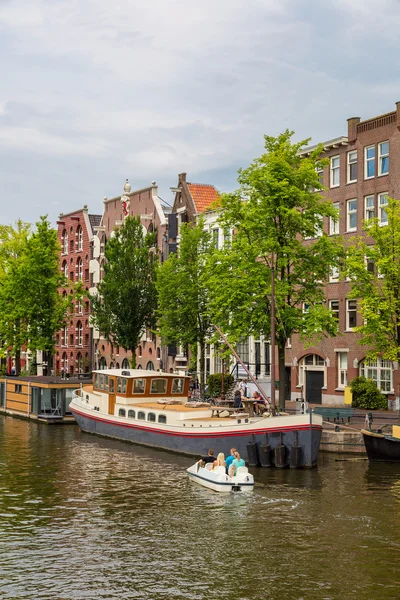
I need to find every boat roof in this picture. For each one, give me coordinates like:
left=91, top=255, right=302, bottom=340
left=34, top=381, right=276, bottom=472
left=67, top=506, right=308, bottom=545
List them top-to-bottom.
left=93, top=369, right=189, bottom=378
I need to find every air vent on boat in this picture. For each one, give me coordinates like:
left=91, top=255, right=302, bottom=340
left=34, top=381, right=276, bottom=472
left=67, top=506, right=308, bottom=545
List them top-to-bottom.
left=121, top=370, right=131, bottom=376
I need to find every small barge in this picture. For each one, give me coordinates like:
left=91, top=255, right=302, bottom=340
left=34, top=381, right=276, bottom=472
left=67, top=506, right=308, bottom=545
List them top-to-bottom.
left=70, top=369, right=323, bottom=467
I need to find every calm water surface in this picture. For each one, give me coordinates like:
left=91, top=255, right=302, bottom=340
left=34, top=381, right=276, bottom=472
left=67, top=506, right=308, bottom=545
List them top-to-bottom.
left=0, top=415, right=399, bottom=600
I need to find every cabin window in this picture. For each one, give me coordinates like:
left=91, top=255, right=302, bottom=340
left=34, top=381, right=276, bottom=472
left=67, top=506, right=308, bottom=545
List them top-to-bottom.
left=94, top=373, right=99, bottom=389
left=99, top=374, right=104, bottom=389
left=104, top=375, right=109, bottom=392
left=117, top=377, right=122, bottom=393
left=121, top=378, right=127, bottom=394
left=133, top=378, right=145, bottom=394
left=151, top=378, right=167, bottom=394
left=172, top=378, right=184, bottom=394
left=109, top=379, right=115, bottom=393
left=15, top=384, right=22, bottom=393
left=118, top=408, right=126, bottom=417
left=128, top=410, right=135, bottom=418
left=138, top=411, right=145, bottom=420
left=147, top=413, right=156, bottom=422
left=158, top=415, right=167, bottom=424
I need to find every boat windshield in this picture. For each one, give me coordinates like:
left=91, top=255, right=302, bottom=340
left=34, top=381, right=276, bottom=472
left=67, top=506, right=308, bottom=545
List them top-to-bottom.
left=133, top=378, right=145, bottom=394
left=172, top=378, right=184, bottom=394
left=151, top=379, right=167, bottom=394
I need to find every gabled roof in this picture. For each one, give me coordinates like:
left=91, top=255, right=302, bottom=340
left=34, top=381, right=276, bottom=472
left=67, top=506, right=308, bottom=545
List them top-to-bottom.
left=187, top=183, right=221, bottom=213
left=88, top=214, right=102, bottom=232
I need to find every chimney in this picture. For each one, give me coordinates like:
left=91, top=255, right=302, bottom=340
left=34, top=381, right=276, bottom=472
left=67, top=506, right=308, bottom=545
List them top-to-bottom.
left=396, top=102, right=400, bottom=130
left=347, top=117, right=360, bottom=143
left=179, top=172, right=187, bottom=184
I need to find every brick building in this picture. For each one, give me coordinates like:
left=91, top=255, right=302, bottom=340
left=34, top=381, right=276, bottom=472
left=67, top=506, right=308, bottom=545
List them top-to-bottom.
left=288, top=102, right=400, bottom=406
left=90, top=180, right=172, bottom=372
left=54, top=206, right=101, bottom=375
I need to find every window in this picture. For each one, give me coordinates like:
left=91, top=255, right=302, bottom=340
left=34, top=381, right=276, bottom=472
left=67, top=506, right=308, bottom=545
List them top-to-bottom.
left=378, top=141, right=389, bottom=176
left=365, top=145, right=375, bottom=179
left=347, top=151, right=357, bottom=183
left=330, top=156, right=340, bottom=187
left=315, top=166, right=324, bottom=191
left=378, top=193, right=389, bottom=225
left=365, top=195, right=375, bottom=222
left=347, top=199, right=357, bottom=231
left=329, top=203, right=339, bottom=235
left=77, top=226, right=83, bottom=251
left=212, top=228, right=219, bottom=249
left=223, top=228, right=232, bottom=245
left=62, top=230, right=68, bottom=254
left=77, top=258, right=83, bottom=281
left=62, top=261, right=68, bottom=278
left=329, top=266, right=340, bottom=283
left=329, top=299, right=339, bottom=322
left=346, top=299, right=357, bottom=330
left=302, top=302, right=309, bottom=313
left=77, top=321, right=83, bottom=346
left=63, top=326, right=68, bottom=347
left=338, top=352, right=348, bottom=388
left=298, top=354, right=325, bottom=387
left=121, top=358, right=129, bottom=369
left=360, top=358, right=392, bottom=392
left=146, top=361, right=155, bottom=371
left=94, top=373, right=99, bottom=389
left=99, top=374, right=104, bottom=389
left=104, top=375, right=109, bottom=392
left=117, top=378, right=122, bottom=393
left=121, top=378, right=127, bottom=394
left=133, top=378, right=145, bottom=394
left=172, top=378, right=184, bottom=394
left=109, top=379, right=115, bottom=393
left=151, top=379, right=167, bottom=394
left=15, top=384, right=22, bottom=393
left=118, top=408, right=126, bottom=417
left=128, top=410, right=135, bottom=418
left=138, top=411, right=145, bottom=420
left=147, top=413, right=156, bottom=422
left=158, top=415, right=167, bottom=424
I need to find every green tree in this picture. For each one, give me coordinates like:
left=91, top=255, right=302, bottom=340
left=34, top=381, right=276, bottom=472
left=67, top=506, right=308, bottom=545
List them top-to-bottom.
left=204, top=130, right=342, bottom=409
left=346, top=197, right=400, bottom=367
left=91, top=216, right=158, bottom=366
left=0, top=217, right=70, bottom=374
left=156, top=220, right=214, bottom=398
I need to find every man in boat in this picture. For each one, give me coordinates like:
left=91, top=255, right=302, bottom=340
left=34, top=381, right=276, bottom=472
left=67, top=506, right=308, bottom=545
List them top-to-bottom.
left=225, top=448, right=236, bottom=473
left=198, top=449, right=216, bottom=467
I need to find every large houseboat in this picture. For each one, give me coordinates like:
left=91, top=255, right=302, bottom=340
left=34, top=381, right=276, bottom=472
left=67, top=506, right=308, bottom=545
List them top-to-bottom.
left=70, top=369, right=323, bottom=467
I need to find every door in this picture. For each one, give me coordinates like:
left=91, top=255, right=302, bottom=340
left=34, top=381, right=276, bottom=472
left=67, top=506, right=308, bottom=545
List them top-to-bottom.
left=284, top=367, right=291, bottom=401
left=305, top=371, right=324, bottom=404
left=108, top=377, right=116, bottom=415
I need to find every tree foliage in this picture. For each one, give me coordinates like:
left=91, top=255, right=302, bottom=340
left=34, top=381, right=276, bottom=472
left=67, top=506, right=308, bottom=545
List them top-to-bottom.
left=204, top=130, right=343, bottom=408
left=346, top=197, right=400, bottom=364
left=0, top=217, right=71, bottom=373
left=91, top=217, right=158, bottom=365
left=156, top=219, right=214, bottom=396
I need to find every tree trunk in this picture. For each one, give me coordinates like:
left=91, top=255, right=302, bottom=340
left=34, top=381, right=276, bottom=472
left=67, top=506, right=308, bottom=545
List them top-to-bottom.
left=199, top=339, right=206, bottom=400
left=278, top=343, right=286, bottom=411
left=15, top=348, right=21, bottom=376
left=130, top=349, right=136, bottom=369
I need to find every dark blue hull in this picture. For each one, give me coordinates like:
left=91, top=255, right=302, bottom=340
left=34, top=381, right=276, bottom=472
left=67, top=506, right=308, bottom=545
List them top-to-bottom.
left=71, top=407, right=322, bottom=467
left=362, top=429, right=400, bottom=462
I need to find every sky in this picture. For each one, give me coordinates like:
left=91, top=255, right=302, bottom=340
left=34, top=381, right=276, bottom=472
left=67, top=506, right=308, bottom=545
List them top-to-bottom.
left=1, top=0, right=400, bottom=225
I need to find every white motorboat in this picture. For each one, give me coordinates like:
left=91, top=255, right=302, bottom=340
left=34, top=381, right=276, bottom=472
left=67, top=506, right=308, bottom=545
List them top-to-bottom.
left=186, top=462, right=254, bottom=493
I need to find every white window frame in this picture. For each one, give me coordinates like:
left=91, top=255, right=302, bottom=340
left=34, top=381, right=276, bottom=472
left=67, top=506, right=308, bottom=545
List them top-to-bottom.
left=378, top=141, right=389, bottom=176
left=364, top=145, right=375, bottom=179
left=347, top=151, right=357, bottom=183
left=330, top=155, right=340, bottom=188
left=315, top=167, right=323, bottom=191
left=378, top=192, right=389, bottom=226
left=364, top=195, right=375, bottom=222
left=346, top=199, right=357, bottom=232
left=329, top=202, right=339, bottom=235
left=77, top=226, right=83, bottom=251
left=212, top=228, right=219, bottom=249
left=62, top=230, right=68, bottom=254
left=77, top=258, right=83, bottom=281
left=329, top=266, right=340, bottom=283
left=329, top=299, right=339, bottom=322
left=346, top=299, right=357, bottom=331
left=77, top=322, right=83, bottom=346
left=337, top=352, right=348, bottom=388
left=360, top=358, right=393, bottom=393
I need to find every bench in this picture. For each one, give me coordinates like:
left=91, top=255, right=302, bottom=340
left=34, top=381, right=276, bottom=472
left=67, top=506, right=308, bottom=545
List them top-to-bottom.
left=313, top=407, right=354, bottom=423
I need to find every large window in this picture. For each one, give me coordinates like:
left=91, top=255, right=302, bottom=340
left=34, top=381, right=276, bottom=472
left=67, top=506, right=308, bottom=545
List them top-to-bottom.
left=378, top=141, right=389, bottom=176
left=365, top=146, right=375, bottom=179
left=347, top=151, right=357, bottom=183
left=330, top=156, right=340, bottom=187
left=378, top=193, right=389, bottom=225
left=364, top=195, right=375, bottom=222
left=346, top=199, right=357, bottom=231
left=329, top=202, right=339, bottom=235
left=77, top=226, right=83, bottom=251
left=212, top=228, right=219, bottom=249
left=62, top=230, right=68, bottom=254
left=77, top=257, right=83, bottom=281
left=329, top=266, right=339, bottom=283
left=329, top=299, right=339, bottom=322
left=346, top=299, right=357, bottom=330
left=77, top=321, right=83, bottom=346
left=298, top=354, right=325, bottom=387
left=360, top=358, right=392, bottom=392
left=133, top=378, right=145, bottom=394
left=172, top=378, right=184, bottom=394
left=151, top=379, right=167, bottom=394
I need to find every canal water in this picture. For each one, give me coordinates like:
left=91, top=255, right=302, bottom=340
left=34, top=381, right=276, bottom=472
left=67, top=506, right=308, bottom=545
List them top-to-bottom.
left=0, top=416, right=399, bottom=600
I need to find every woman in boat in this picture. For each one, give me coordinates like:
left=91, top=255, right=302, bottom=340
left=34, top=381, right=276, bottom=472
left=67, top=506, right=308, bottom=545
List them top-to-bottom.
left=229, top=451, right=245, bottom=476
left=213, top=452, right=226, bottom=469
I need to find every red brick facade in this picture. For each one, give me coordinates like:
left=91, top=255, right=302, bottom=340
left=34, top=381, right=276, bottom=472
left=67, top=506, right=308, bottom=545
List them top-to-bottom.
left=287, top=102, right=400, bottom=405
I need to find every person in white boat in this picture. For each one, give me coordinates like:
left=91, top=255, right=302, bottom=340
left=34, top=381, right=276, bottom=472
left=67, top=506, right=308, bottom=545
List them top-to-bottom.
left=225, top=447, right=236, bottom=473
left=198, top=449, right=215, bottom=467
left=229, top=451, right=245, bottom=477
left=213, top=452, right=226, bottom=469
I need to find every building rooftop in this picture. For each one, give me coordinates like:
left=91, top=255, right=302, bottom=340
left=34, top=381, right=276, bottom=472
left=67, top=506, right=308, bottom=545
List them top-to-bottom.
left=187, top=183, right=221, bottom=213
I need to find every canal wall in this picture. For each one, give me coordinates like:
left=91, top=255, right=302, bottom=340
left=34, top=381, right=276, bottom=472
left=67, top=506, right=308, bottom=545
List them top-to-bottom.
left=320, top=429, right=365, bottom=454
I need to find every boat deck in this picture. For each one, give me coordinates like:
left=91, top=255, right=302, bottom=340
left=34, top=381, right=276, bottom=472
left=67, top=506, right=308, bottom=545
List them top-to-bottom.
left=133, top=401, right=202, bottom=412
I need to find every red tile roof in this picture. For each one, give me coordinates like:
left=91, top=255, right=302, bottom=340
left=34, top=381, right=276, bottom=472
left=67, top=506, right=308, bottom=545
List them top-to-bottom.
left=187, top=183, right=221, bottom=213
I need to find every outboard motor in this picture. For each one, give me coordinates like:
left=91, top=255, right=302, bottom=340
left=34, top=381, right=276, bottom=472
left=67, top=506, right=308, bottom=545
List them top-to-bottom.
left=289, top=430, right=301, bottom=468
left=274, top=432, right=286, bottom=468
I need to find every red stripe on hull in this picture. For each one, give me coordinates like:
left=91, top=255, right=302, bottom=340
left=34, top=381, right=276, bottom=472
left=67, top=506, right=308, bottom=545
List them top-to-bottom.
left=70, top=406, right=322, bottom=439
